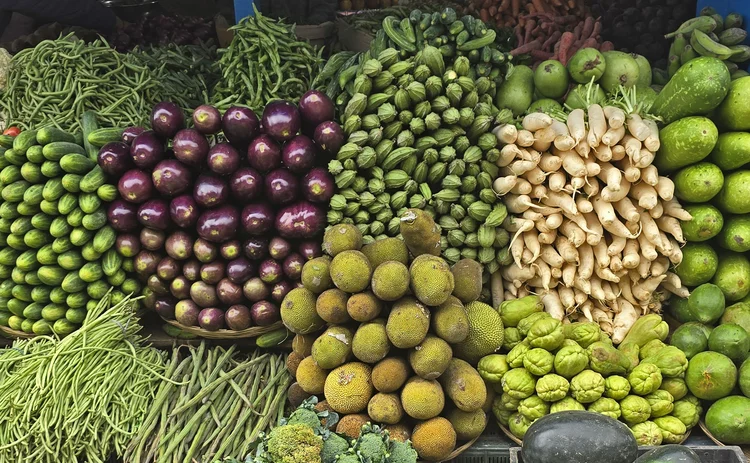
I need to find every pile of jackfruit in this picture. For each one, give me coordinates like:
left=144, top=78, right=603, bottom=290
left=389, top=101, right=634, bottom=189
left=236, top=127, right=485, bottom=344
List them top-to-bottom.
left=280, top=209, right=509, bottom=462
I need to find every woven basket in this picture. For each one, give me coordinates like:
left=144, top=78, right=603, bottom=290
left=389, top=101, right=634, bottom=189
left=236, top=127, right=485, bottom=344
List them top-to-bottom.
left=162, top=319, right=284, bottom=339
left=0, top=325, right=36, bottom=339
left=500, top=421, right=691, bottom=446
left=699, top=421, right=750, bottom=458
left=427, top=434, right=481, bottom=463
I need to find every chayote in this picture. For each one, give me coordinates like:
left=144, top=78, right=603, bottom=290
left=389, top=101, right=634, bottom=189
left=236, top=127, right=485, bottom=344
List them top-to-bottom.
left=500, top=295, right=544, bottom=327
left=517, top=312, right=551, bottom=337
left=619, top=314, right=669, bottom=347
left=527, top=318, right=565, bottom=350
left=563, top=321, right=602, bottom=348
left=503, top=327, right=523, bottom=351
left=639, top=339, right=668, bottom=360
left=507, top=341, right=531, bottom=368
left=588, top=341, right=632, bottom=376
left=553, top=342, right=589, bottom=378
left=618, top=342, right=640, bottom=369
left=641, top=346, right=689, bottom=378
left=523, top=348, right=554, bottom=376
left=478, top=354, right=510, bottom=384
left=628, top=362, right=663, bottom=395
left=501, top=368, right=537, bottom=399
left=570, top=370, right=605, bottom=403
left=535, top=374, right=570, bottom=402
left=604, top=375, right=632, bottom=400
left=659, top=378, right=688, bottom=401
left=645, top=390, right=674, bottom=418
left=499, top=392, right=521, bottom=411
left=518, top=395, right=550, bottom=421
left=620, top=395, right=652, bottom=424
left=550, top=396, right=585, bottom=413
left=587, top=397, right=621, bottom=420
left=671, top=398, right=701, bottom=429
left=493, top=406, right=514, bottom=426
left=508, top=412, right=533, bottom=439
left=653, top=416, right=687, bottom=444
left=630, top=421, right=663, bottom=446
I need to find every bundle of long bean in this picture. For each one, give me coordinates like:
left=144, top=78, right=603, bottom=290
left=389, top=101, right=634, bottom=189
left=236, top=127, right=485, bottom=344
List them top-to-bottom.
left=211, top=7, right=325, bottom=113
left=0, top=293, right=169, bottom=463
left=126, top=344, right=291, bottom=463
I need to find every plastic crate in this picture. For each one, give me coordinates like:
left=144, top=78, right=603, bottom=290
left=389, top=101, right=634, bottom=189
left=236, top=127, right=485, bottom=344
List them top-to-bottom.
left=449, top=424, right=514, bottom=463
left=509, top=446, right=747, bottom=463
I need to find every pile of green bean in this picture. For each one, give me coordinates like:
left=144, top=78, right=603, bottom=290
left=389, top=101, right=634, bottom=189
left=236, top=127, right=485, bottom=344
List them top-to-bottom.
left=212, top=8, right=325, bottom=112
left=0, top=293, right=169, bottom=463
left=125, top=344, right=290, bottom=463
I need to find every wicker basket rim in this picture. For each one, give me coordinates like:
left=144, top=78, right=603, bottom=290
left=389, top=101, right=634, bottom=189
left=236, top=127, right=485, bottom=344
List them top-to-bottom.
left=163, top=318, right=284, bottom=339
left=0, top=325, right=36, bottom=339
left=499, top=420, right=691, bottom=446
left=699, top=421, right=750, bottom=458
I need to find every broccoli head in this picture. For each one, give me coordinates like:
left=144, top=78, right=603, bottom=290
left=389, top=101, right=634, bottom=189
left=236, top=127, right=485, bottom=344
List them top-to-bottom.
left=287, top=408, right=323, bottom=430
left=267, top=424, right=323, bottom=463
left=356, top=428, right=387, bottom=463
left=322, top=433, right=351, bottom=463
left=387, top=441, right=417, bottom=463
left=336, top=451, right=362, bottom=463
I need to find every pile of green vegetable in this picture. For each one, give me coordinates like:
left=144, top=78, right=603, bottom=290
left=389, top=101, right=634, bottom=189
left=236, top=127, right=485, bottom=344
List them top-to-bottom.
left=337, top=2, right=462, bottom=37
left=0, top=118, right=136, bottom=336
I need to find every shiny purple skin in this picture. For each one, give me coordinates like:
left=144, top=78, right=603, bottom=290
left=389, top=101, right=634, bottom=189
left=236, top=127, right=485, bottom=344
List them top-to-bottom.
left=298, top=90, right=335, bottom=129
left=151, top=101, right=185, bottom=139
left=261, top=101, right=301, bottom=142
left=192, top=105, right=222, bottom=135
left=222, top=106, right=260, bottom=146
left=313, top=121, right=345, bottom=155
left=122, top=126, right=146, bottom=145
left=172, top=128, right=209, bottom=167
left=130, top=131, right=165, bottom=169
left=247, top=135, right=282, bottom=172
left=282, top=135, right=318, bottom=174
left=98, top=142, right=134, bottom=176
left=207, top=143, right=241, bottom=176
left=152, top=159, right=192, bottom=196
left=229, top=167, right=263, bottom=202
left=301, top=167, right=335, bottom=203
left=265, top=168, right=299, bottom=205
left=118, top=169, right=154, bottom=204
left=193, top=175, right=229, bottom=208
left=169, top=195, right=200, bottom=228
left=108, top=199, right=139, bottom=232
left=137, top=199, right=171, bottom=230
left=275, top=201, right=326, bottom=239
left=241, top=203, right=275, bottom=236
left=197, top=205, right=239, bottom=243
left=140, top=228, right=166, bottom=251
left=165, top=231, right=194, bottom=261
left=116, top=233, right=141, bottom=257
left=243, top=237, right=268, bottom=261
left=268, top=237, right=292, bottom=260
left=193, top=238, right=218, bottom=263
left=220, top=240, right=242, bottom=260
left=298, top=241, right=323, bottom=260
left=135, top=251, right=161, bottom=277
left=283, top=253, right=305, bottom=280
left=157, top=256, right=181, bottom=281
left=227, top=257, right=254, bottom=284
left=182, top=259, right=201, bottom=281
left=259, top=259, right=283, bottom=284
left=200, top=261, right=226, bottom=285
left=148, top=274, right=170, bottom=295
left=170, top=276, right=192, bottom=300
left=243, top=277, right=270, bottom=302
left=217, top=278, right=244, bottom=305
left=271, top=280, right=293, bottom=303
left=191, top=281, right=219, bottom=308
left=154, top=296, right=177, bottom=320
left=175, top=299, right=200, bottom=326
left=250, top=301, right=280, bottom=326
left=225, top=305, right=252, bottom=330
left=198, top=307, right=225, bottom=331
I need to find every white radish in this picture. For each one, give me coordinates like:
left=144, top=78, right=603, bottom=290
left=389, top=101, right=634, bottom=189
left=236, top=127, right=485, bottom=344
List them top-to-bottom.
left=588, top=104, right=607, bottom=148
left=603, top=106, right=626, bottom=129
left=567, top=109, right=587, bottom=142
left=522, top=112, right=553, bottom=131
left=627, top=113, right=651, bottom=141
left=642, top=118, right=661, bottom=152
left=537, top=120, right=569, bottom=143
left=493, top=124, right=518, bottom=145
left=602, top=125, right=626, bottom=146
left=517, top=129, right=535, bottom=147
left=554, top=134, right=577, bottom=152
left=622, top=135, right=642, bottom=158
left=532, top=138, right=552, bottom=153
left=575, top=138, right=591, bottom=158
left=498, top=143, right=522, bottom=167
left=593, top=144, right=613, bottom=162
left=611, top=144, right=626, bottom=161
left=634, top=148, right=655, bottom=169
left=557, top=149, right=587, bottom=177
left=539, top=154, right=562, bottom=172
left=585, top=158, right=602, bottom=177
left=506, top=159, right=538, bottom=176
left=598, top=162, right=623, bottom=192
left=622, top=164, right=641, bottom=183
left=641, top=165, right=659, bottom=186
left=524, top=166, right=547, bottom=185
left=548, top=171, right=567, bottom=192
left=493, top=175, right=519, bottom=195
left=569, top=176, right=586, bottom=192
left=583, top=176, right=600, bottom=197
left=656, top=177, right=675, bottom=200
left=510, top=178, right=533, bottom=195
left=601, top=181, right=631, bottom=203
left=630, top=182, right=659, bottom=210
left=531, top=185, right=548, bottom=200
left=543, top=190, right=578, bottom=216
left=505, top=194, right=541, bottom=213
left=592, top=196, right=617, bottom=225
left=576, top=197, right=594, bottom=214
left=614, top=197, right=640, bottom=223
left=664, top=198, right=693, bottom=221
left=649, top=201, right=664, bottom=219
left=522, top=209, right=544, bottom=222
left=564, top=209, right=596, bottom=235
left=639, top=210, right=663, bottom=248
left=546, top=212, right=563, bottom=229
left=585, top=213, right=604, bottom=245
left=656, top=215, right=685, bottom=243
left=602, top=217, right=640, bottom=239
left=535, top=218, right=551, bottom=234
left=560, top=219, right=586, bottom=247
left=524, top=231, right=541, bottom=263
left=539, top=231, right=557, bottom=245
left=655, top=231, right=674, bottom=257
left=637, top=232, right=658, bottom=261
left=511, top=233, right=525, bottom=268
left=608, top=235, right=627, bottom=256
left=556, top=236, right=580, bottom=264
left=593, top=239, right=610, bottom=268
left=622, top=239, right=640, bottom=269
left=669, top=242, right=683, bottom=265
left=578, top=244, right=595, bottom=279
left=540, top=245, right=564, bottom=268
left=610, top=254, right=623, bottom=272
left=637, top=255, right=652, bottom=280
left=651, top=256, right=670, bottom=277
left=535, top=260, right=553, bottom=291
left=501, top=264, right=536, bottom=283
left=562, top=264, right=576, bottom=287
left=596, top=265, right=620, bottom=283
left=551, top=267, right=562, bottom=280
left=491, top=271, right=504, bottom=309
left=619, top=274, right=638, bottom=305
left=632, top=274, right=667, bottom=301
left=590, top=275, right=606, bottom=301
left=574, top=276, right=592, bottom=296
left=661, top=279, right=690, bottom=299
left=602, top=281, right=618, bottom=301
left=559, top=286, right=576, bottom=310
left=574, top=288, right=589, bottom=306
left=542, top=291, right=565, bottom=320
left=612, top=299, right=638, bottom=344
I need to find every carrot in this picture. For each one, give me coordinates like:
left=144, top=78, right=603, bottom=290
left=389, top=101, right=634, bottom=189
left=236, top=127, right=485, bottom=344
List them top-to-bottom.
left=500, top=0, right=512, bottom=12
left=512, top=0, right=521, bottom=17
left=480, top=9, right=491, bottom=23
left=581, top=15, right=594, bottom=39
left=524, top=19, right=537, bottom=44
left=590, top=19, right=602, bottom=39
left=514, top=25, right=524, bottom=46
left=542, top=30, right=563, bottom=50
left=558, top=31, right=576, bottom=64
left=511, top=39, right=543, bottom=56
left=600, top=41, right=614, bottom=51
left=567, top=109, right=586, bottom=143
left=522, top=113, right=553, bottom=132
left=627, top=113, right=651, bottom=141
left=602, top=125, right=626, bottom=146
left=517, top=130, right=536, bottom=147
left=611, top=144, right=626, bottom=161
left=557, top=149, right=587, bottom=177
left=539, top=154, right=562, bottom=172
left=493, top=175, right=519, bottom=195
left=655, top=177, right=675, bottom=201
left=630, top=182, right=659, bottom=210
left=576, top=197, right=594, bottom=214
left=613, top=197, right=640, bottom=223
left=649, top=201, right=664, bottom=219
left=656, top=215, right=684, bottom=243
left=612, top=299, right=638, bottom=344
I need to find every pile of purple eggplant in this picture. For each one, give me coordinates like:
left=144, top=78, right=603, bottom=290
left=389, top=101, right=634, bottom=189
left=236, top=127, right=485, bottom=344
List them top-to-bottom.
left=99, top=92, right=342, bottom=331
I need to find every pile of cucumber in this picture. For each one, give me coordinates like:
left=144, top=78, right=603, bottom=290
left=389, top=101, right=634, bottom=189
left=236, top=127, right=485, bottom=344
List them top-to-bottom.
left=0, top=114, right=138, bottom=336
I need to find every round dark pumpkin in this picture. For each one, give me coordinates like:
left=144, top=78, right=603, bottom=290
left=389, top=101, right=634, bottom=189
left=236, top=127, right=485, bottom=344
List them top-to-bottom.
left=521, top=411, right=638, bottom=463
left=633, top=445, right=701, bottom=463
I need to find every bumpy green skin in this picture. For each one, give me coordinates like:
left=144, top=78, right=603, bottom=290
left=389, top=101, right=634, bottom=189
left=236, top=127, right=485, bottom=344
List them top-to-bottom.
left=715, top=76, right=750, bottom=131
left=655, top=116, right=719, bottom=173
left=710, top=132, right=750, bottom=170
left=620, top=314, right=670, bottom=347
left=563, top=322, right=601, bottom=348
left=553, top=342, right=588, bottom=379
left=588, top=342, right=632, bottom=376
left=502, top=367, right=537, bottom=400
left=570, top=370, right=606, bottom=404
left=535, top=374, right=569, bottom=403
left=605, top=375, right=632, bottom=400
left=518, top=395, right=550, bottom=421
left=620, top=395, right=652, bottom=425
left=587, top=397, right=621, bottom=420
left=630, top=421, right=663, bottom=446
left=266, top=424, right=324, bottom=463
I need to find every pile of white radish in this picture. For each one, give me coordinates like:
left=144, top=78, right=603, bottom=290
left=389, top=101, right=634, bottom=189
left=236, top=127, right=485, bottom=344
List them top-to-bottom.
left=490, top=108, right=692, bottom=343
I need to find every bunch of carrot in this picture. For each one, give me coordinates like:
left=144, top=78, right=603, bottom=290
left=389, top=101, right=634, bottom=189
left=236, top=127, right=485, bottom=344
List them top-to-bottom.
left=464, top=0, right=586, bottom=30
left=491, top=108, right=691, bottom=343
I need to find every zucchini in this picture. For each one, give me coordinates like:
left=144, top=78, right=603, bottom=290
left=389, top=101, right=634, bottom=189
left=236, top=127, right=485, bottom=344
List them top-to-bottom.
left=383, top=16, right=417, bottom=52
left=81, top=111, right=100, bottom=159
left=655, top=116, right=719, bottom=172
left=37, top=127, right=77, bottom=146
left=12, top=130, right=39, bottom=154
left=42, top=141, right=86, bottom=161
left=60, top=153, right=95, bottom=174
left=40, top=161, right=63, bottom=178
left=79, top=166, right=105, bottom=193
left=61, top=174, right=83, bottom=192
left=79, top=193, right=101, bottom=214
left=67, top=208, right=85, bottom=227
left=82, top=210, right=107, bottom=230
left=37, top=265, right=66, bottom=286
left=61, top=272, right=86, bottom=293
left=31, top=286, right=52, bottom=304
left=50, top=287, right=68, bottom=304
left=66, top=292, right=88, bottom=309
left=65, top=307, right=87, bottom=324
left=53, top=318, right=78, bottom=336
left=32, top=319, right=53, bottom=335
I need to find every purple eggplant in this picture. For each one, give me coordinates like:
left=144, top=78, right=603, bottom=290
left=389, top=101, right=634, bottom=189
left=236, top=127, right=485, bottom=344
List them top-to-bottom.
left=298, top=90, right=335, bottom=129
left=151, top=101, right=185, bottom=139
left=261, top=101, right=301, bottom=142
left=192, top=105, right=222, bottom=135
left=222, top=106, right=260, bottom=146
left=313, top=121, right=345, bottom=155
left=122, top=126, right=146, bottom=145
left=172, top=128, right=209, bottom=167
left=130, top=131, right=165, bottom=169
left=247, top=135, right=282, bottom=173
left=282, top=135, right=318, bottom=174
left=98, top=142, right=134, bottom=176
left=207, top=143, right=241, bottom=176
left=152, top=159, right=192, bottom=196
left=229, top=167, right=263, bottom=202
left=301, top=167, right=335, bottom=203
left=265, top=168, right=298, bottom=205
left=118, top=169, right=154, bottom=204
left=193, top=174, right=229, bottom=208
left=169, top=195, right=200, bottom=228
left=137, top=199, right=171, bottom=230
left=108, top=200, right=139, bottom=232
left=275, top=201, right=325, bottom=239
left=241, top=203, right=275, bottom=236
left=197, top=205, right=239, bottom=243
left=140, top=228, right=166, bottom=251
left=165, top=231, right=194, bottom=261
left=116, top=233, right=141, bottom=257
left=243, top=237, right=268, bottom=261
left=268, top=237, right=292, bottom=260
left=193, top=238, right=218, bottom=263
left=220, top=240, right=242, bottom=260
left=298, top=241, right=323, bottom=261
left=135, top=251, right=161, bottom=278
left=283, top=253, right=304, bottom=280
left=157, top=256, right=181, bottom=281
left=227, top=257, right=254, bottom=284
left=182, top=259, right=201, bottom=281
left=259, top=259, right=283, bottom=284
left=200, top=261, right=226, bottom=285
left=148, top=274, right=170, bottom=295
left=170, top=276, right=192, bottom=300
left=243, top=277, right=270, bottom=302
left=217, top=278, right=243, bottom=305
left=271, top=280, right=293, bottom=303
left=191, top=281, right=219, bottom=308
left=143, top=288, right=157, bottom=310
left=154, top=296, right=177, bottom=320
left=175, top=299, right=200, bottom=326
left=250, top=301, right=280, bottom=326
left=225, top=305, right=252, bottom=330
left=198, top=307, right=225, bottom=331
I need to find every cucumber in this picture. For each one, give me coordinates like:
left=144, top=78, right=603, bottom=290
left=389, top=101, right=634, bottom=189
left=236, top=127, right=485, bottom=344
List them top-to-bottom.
left=81, top=111, right=99, bottom=160
left=654, top=116, right=719, bottom=172
left=37, top=127, right=77, bottom=146
left=87, top=128, right=124, bottom=148
left=12, top=130, right=39, bottom=153
left=0, top=135, right=14, bottom=149
left=42, top=141, right=86, bottom=161
left=25, top=145, right=44, bottom=164
left=4, top=148, right=26, bottom=166
left=60, top=154, right=95, bottom=174
left=40, top=161, right=63, bottom=178
left=20, top=163, right=43, bottom=183
left=79, top=166, right=105, bottom=193
left=61, top=174, right=82, bottom=192
left=42, top=178, right=65, bottom=201
left=3, top=180, right=30, bottom=202
left=23, top=184, right=44, bottom=205
left=97, top=184, right=118, bottom=202
left=57, top=193, right=78, bottom=215
left=79, top=193, right=101, bottom=214
left=40, top=200, right=60, bottom=216
left=16, top=201, right=40, bottom=216
left=0, top=202, right=18, bottom=220
left=66, top=208, right=85, bottom=227
left=82, top=210, right=107, bottom=230
left=31, top=213, right=53, bottom=231
left=50, top=216, right=73, bottom=238
left=10, top=217, right=32, bottom=235
left=0, top=218, right=12, bottom=234
left=93, top=226, right=116, bottom=253
left=70, top=228, right=92, bottom=247
left=24, top=229, right=51, bottom=249
left=52, top=237, right=73, bottom=254
left=81, top=242, right=101, bottom=261
left=36, top=244, right=58, bottom=265
left=0, top=247, right=19, bottom=266
left=16, top=249, right=39, bottom=271
left=102, top=249, right=122, bottom=276
left=57, top=251, right=84, bottom=270
left=122, top=258, right=134, bottom=273
left=0, top=264, right=9, bottom=279
left=37, top=266, right=66, bottom=286
left=10, top=267, right=26, bottom=284
left=108, top=269, right=126, bottom=286
left=24, top=270, right=41, bottom=286
left=61, top=272, right=86, bottom=293
left=121, top=278, right=141, bottom=295
left=0, top=280, right=14, bottom=297
left=87, top=280, right=110, bottom=299
left=11, top=284, right=32, bottom=302
left=31, top=286, right=52, bottom=303
left=49, top=287, right=68, bottom=304
left=110, top=290, right=126, bottom=305
left=66, top=292, right=88, bottom=309
left=0, top=297, right=7, bottom=310
left=6, top=298, right=28, bottom=317
left=86, top=299, right=98, bottom=311
left=22, top=302, right=44, bottom=320
left=65, top=307, right=87, bottom=324
left=0, top=311, right=10, bottom=327
left=7, top=315, right=23, bottom=330
left=21, top=318, right=34, bottom=333
left=53, top=318, right=78, bottom=336
left=32, top=319, right=53, bottom=335
left=162, top=323, right=199, bottom=339
left=256, top=328, right=292, bottom=347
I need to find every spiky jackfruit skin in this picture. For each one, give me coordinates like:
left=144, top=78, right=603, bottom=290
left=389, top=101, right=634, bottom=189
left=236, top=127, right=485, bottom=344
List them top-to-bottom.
left=400, top=208, right=441, bottom=258
left=323, top=224, right=363, bottom=256
left=361, top=238, right=410, bottom=268
left=330, top=250, right=373, bottom=293
left=409, top=254, right=455, bottom=306
left=301, top=256, right=333, bottom=293
left=450, top=259, right=483, bottom=303
left=371, top=261, right=410, bottom=301
left=282, top=287, right=326, bottom=334
left=316, top=288, right=351, bottom=324
left=347, top=292, right=383, bottom=322
left=431, top=296, right=470, bottom=344
left=386, top=297, right=430, bottom=349
left=452, top=301, right=504, bottom=364
left=352, top=319, right=391, bottom=364
left=312, top=326, right=354, bottom=369
left=409, top=335, right=452, bottom=380
left=296, top=356, right=328, bottom=395
left=372, top=357, right=410, bottom=393
left=439, top=359, right=488, bottom=413
left=324, top=362, right=374, bottom=414
left=400, top=377, right=445, bottom=420
left=367, top=392, right=404, bottom=424
left=446, top=408, right=487, bottom=440
left=336, top=414, right=370, bottom=439
left=411, top=417, right=456, bottom=462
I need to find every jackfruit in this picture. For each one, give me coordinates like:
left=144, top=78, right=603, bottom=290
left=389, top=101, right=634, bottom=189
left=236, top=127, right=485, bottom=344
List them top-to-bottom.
left=400, top=208, right=441, bottom=257
left=323, top=224, right=363, bottom=256
left=361, top=237, right=410, bottom=268
left=330, top=250, right=373, bottom=293
left=410, top=254, right=455, bottom=306
left=301, top=256, right=334, bottom=293
left=451, top=259, right=483, bottom=303
left=371, top=261, right=410, bottom=301
left=281, top=287, right=326, bottom=334
left=316, top=288, right=351, bottom=324
left=347, top=291, right=383, bottom=322
left=432, top=296, right=470, bottom=344
left=386, top=297, right=431, bottom=348
left=453, top=301, right=504, bottom=363
left=352, top=319, right=391, bottom=363
left=312, top=326, right=354, bottom=369
left=293, top=334, right=316, bottom=357
left=409, top=335, right=453, bottom=380
left=287, top=351, right=303, bottom=376
left=296, top=356, right=328, bottom=394
left=372, top=357, right=410, bottom=392
left=440, top=358, right=487, bottom=412
left=325, top=362, right=374, bottom=414
left=401, top=377, right=445, bottom=420
left=287, top=382, right=312, bottom=408
left=367, top=392, right=404, bottom=424
left=446, top=408, right=487, bottom=440
left=336, top=413, right=370, bottom=439
left=411, top=417, right=457, bottom=462
left=384, top=423, right=411, bottom=442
